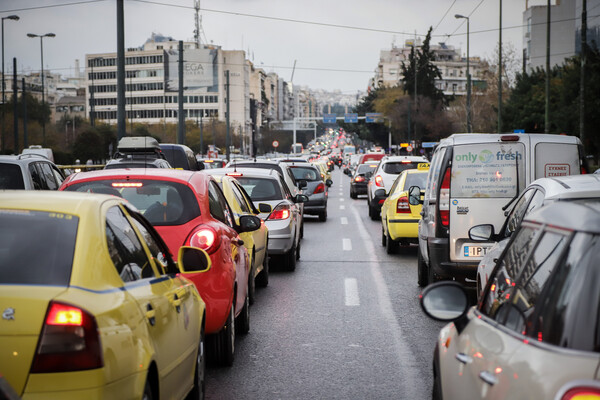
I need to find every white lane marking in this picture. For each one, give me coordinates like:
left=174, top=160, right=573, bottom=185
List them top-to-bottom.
left=339, top=198, right=344, bottom=202
left=339, top=205, right=345, bottom=210
left=350, top=206, right=421, bottom=398
left=341, top=217, right=348, bottom=225
left=342, top=238, right=352, bottom=251
left=344, top=278, right=360, bottom=306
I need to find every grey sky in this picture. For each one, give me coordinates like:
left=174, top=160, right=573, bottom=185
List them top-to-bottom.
left=1, top=0, right=548, bottom=93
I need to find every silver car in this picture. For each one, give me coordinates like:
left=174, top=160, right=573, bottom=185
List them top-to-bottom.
left=287, top=163, right=332, bottom=222
left=213, top=168, right=307, bottom=271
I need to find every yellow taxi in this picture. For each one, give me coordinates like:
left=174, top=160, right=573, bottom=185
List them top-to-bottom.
left=312, top=160, right=331, bottom=183
left=380, top=163, right=429, bottom=254
left=208, top=174, right=270, bottom=302
left=0, top=191, right=211, bottom=399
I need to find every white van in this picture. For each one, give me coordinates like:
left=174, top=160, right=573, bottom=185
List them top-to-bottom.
left=417, top=133, right=588, bottom=287
left=21, top=145, right=54, bottom=162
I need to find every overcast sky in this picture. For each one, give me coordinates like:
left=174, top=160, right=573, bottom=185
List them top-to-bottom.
left=2, top=0, right=550, bottom=93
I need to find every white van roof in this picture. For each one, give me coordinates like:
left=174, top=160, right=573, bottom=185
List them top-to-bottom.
left=440, top=133, right=581, bottom=146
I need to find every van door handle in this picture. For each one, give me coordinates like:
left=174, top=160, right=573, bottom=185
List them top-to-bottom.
left=145, top=304, right=156, bottom=326
left=455, top=353, right=472, bottom=364
left=479, top=371, right=498, bottom=386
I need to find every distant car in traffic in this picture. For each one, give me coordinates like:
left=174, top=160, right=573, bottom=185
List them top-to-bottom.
left=0, top=154, right=65, bottom=190
left=349, top=162, right=379, bottom=199
left=287, top=163, right=331, bottom=221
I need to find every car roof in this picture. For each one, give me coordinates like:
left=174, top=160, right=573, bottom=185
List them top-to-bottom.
left=441, top=133, right=581, bottom=146
left=0, top=154, right=54, bottom=164
left=381, top=155, right=428, bottom=163
left=63, top=167, right=202, bottom=185
left=204, top=167, right=281, bottom=180
left=527, top=174, right=600, bottom=200
left=0, top=190, right=123, bottom=215
left=525, top=200, right=600, bottom=234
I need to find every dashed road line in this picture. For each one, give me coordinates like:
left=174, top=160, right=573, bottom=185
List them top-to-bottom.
left=341, top=217, right=348, bottom=225
left=342, top=238, right=352, bottom=251
left=344, top=278, right=360, bottom=306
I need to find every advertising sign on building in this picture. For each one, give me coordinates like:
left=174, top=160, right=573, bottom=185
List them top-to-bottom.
left=165, top=48, right=218, bottom=91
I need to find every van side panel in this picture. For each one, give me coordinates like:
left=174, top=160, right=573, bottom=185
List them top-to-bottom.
left=534, top=143, right=581, bottom=179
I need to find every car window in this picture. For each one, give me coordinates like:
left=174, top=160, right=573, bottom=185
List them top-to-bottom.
left=425, top=147, right=446, bottom=202
left=38, top=162, right=59, bottom=190
left=382, top=162, right=421, bottom=174
left=0, top=163, right=25, bottom=189
left=29, top=163, right=45, bottom=190
left=356, top=164, right=378, bottom=175
left=51, top=165, right=65, bottom=186
left=289, top=166, right=319, bottom=181
left=404, top=172, right=428, bottom=191
left=388, top=174, right=402, bottom=195
left=280, top=176, right=293, bottom=200
left=236, top=177, right=283, bottom=201
left=208, top=181, right=233, bottom=226
left=229, top=181, right=252, bottom=214
left=504, top=188, right=545, bottom=237
left=106, top=206, right=155, bottom=282
left=0, top=209, right=76, bottom=285
left=127, top=209, right=177, bottom=275
left=530, top=232, right=600, bottom=352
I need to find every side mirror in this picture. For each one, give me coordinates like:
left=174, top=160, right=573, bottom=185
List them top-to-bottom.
left=196, top=161, right=205, bottom=170
left=326, top=179, right=333, bottom=187
left=297, top=180, right=308, bottom=189
left=408, top=186, right=423, bottom=206
left=374, top=189, right=386, bottom=198
left=294, top=194, right=309, bottom=203
left=258, top=203, right=272, bottom=213
left=237, top=215, right=262, bottom=233
left=469, top=224, right=495, bottom=241
left=178, top=246, right=211, bottom=273
left=420, top=281, right=470, bottom=322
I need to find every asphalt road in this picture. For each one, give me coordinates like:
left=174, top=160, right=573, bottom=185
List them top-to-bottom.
left=205, top=168, right=446, bottom=400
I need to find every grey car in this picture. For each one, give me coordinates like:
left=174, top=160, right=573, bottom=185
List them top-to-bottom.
left=0, top=154, right=65, bottom=190
left=287, top=163, right=331, bottom=221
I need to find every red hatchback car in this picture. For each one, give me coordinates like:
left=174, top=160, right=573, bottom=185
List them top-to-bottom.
left=60, top=169, right=261, bottom=366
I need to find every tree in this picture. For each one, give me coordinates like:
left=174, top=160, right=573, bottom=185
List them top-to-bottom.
left=72, top=129, right=104, bottom=163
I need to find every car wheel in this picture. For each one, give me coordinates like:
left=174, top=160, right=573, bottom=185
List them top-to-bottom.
left=350, top=189, right=357, bottom=199
left=368, top=202, right=378, bottom=221
left=318, top=209, right=327, bottom=222
left=300, top=222, right=304, bottom=239
left=381, top=227, right=387, bottom=247
left=386, top=230, right=398, bottom=254
left=295, top=237, right=301, bottom=260
left=283, top=241, right=297, bottom=271
left=417, top=246, right=428, bottom=287
left=256, top=249, right=269, bottom=288
left=248, top=255, right=256, bottom=305
left=427, top=257, right=438, bottom=285
left=236, top=291, right=250, bottom=334
left=214, top=303, right=235, bottom=366
left=187, top=325, right=205, bottom=400
left=432, top=366, right=443, bottom=400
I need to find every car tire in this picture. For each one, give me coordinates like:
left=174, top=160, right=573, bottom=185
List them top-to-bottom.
left=350, top=189, right=357, bottom=199
left=368, top=201, right=378, bottom=220
left=318, top=209, right=327, bottom=222
left=300, top=222, right=304, bottom=239
left=381, top=227, right=387, bottom=247
left=386, top=230, right=398, bottom=254
left=296, top=237, right=301, bottom=260
left=283, top=241, right=297, bottom=271
left=417, top=246, right=428, bottom=287
left=256, top=249, right=269, bottom=288
left=248, top=255, right=256, bottom=305
left=427, top=257, right=438, bottom=285
left=236, top=291, right=250, bottom=334
left=212, top=303, right=235, bottom=367
left=187, top=325, right=205, bottom=400
left=432, top=367, right=443, bottom=400
left=142, top=378, right=154, bottom=400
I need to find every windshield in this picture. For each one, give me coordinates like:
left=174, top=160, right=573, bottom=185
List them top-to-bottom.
left=0, top=163, right=25, bottom=189
left=289, top=166, right=320, bottom=181
left=236, top=177, right=283, bottom=201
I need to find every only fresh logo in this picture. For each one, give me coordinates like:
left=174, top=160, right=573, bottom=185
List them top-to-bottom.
left=455, top=150, right=522, bottom=164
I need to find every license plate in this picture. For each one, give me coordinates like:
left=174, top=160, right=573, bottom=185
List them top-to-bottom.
left=463, top=245, right=490, bottom=257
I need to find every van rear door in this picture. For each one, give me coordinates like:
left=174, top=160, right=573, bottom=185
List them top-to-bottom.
left=449, top=142, right=526, bottom=264
left=533, top=142, right=581, bottom=179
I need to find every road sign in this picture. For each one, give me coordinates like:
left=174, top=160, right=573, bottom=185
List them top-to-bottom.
left=344, top=113, right=358, bottom=123
left=366, top=113, right=383, bottom=123
left=323, top=114, right=337, bottom=124
left=514, top=129, right=525, bottom=133
left=272, top=140, right=279, bottom=148
left=421, top=142, right=439, bottom=148
left=406, top=145, right=413, bottom=152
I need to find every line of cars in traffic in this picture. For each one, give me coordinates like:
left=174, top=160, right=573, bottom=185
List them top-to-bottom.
left=348, top=133, right=600, bottom=399
left=0, top=144, right=333, bottom=399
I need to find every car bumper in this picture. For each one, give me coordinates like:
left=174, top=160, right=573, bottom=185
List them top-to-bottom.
left=350, top=182, right=368, bottom=194
left=303, top=193, right=327, bottom=214
left=265, top=219, right=295, bottom=255
left=388, top=219, right=419, bottom=241
left=428, top=237, right=478, bottom=286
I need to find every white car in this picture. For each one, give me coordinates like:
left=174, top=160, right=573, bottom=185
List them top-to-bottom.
left=366, top=155, right=429, bottom=220
left=471, top=174, right=600, bottom=299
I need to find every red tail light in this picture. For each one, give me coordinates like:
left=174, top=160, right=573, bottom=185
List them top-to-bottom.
left=439, top=168, right=451, bottom=227
left=375, top=175, right=384, bottom=187
left=354, top=176, right=365, bottom=183
left=313, top=182, right=325, bottom=194
left=396, top=196, right=410, bottom=213
left=268, top=204, right=291, bottom=220
left=189, top=226, right=220, bottom=254
left=30, top=302, right=103, bottom=373
left=560, top=386, right=600, bottom=400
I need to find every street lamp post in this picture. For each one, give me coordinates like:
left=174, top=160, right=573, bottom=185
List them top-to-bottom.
left=455, top=14, right=472, bottom=133
left=2, top=15, right=19, bottom=152
left=27, top=32, right=55, bottom=147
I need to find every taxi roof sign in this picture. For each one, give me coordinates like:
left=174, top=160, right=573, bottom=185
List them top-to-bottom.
left=417, top=163, right=430, bottom=170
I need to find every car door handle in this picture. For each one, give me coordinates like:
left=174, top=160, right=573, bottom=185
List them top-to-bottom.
left=146, top=304, right=156, bottom=326
left=455, top=353, right=472, bottom=364
left=479, top=371, right=498, bottom=386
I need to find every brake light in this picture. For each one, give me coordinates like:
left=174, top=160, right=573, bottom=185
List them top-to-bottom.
left=500, top=135, right=520, bottom=141
left=401, top=159, right=412, bottom=164
left=581, top=165, right=588, bottom=174
left=439, top=168, right=451, bottom=227
left=227, top=172, right=243, bottom=177
left=375, top=175, right=384, bottom=187
left=354, top=176, right=365, bottom=183
left=112, top=182, right=142, bottom=188
left=313, top=182, right=325, bottom=194
left=396, top=196, right=410, bottom=213
left=268, top=204, right=291, bottom=220
left=189, top=226, right=220, bottom=254
left=30, top=302, right=103, bottom=373
left=560, top=387, right=600, bottom=400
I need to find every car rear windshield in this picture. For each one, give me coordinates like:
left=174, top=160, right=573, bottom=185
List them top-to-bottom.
left=105, top=162, right=159, bottom=169
left=233, top=162, right=283, bottom=176
left=382, top=162, right=422, bottom=174
left=0, top=163, right=25, bottom=189
left=357, top=164, right=378, bottom=174
left=289, top=166, right=320, bottom=181
left=405, top=172, right=428, bottom=190
left=236, top=177, right=283, bottom=201
left=65, top=180, right=200, bottom=226
left=0, top=209, right=77, bottom=285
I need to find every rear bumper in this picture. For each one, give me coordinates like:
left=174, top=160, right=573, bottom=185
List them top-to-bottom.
left=350, top=182, right=368, bottom=194
left=303, top=194, right=327, bottom=214
left=388, top=220, right=419, bottom=241
left=428, top=237, right=477, bottom=286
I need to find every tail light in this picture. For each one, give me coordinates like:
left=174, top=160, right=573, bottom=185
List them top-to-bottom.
left=439, top=168, right=451, bottom=227
left=375, top=175, right=384, bottom=187
left=354, top=176, right=365, bottom=183
left=313, top=182, right=325, bottom=194
left=396, top=196, right=410, bottom=213
left=268, top=204, right=291, bottom=220
left=189, top=226, right=221, bottom=254
left=30, top=301, right=103, bottom=373
left=559, top=386, right=600, bottom=400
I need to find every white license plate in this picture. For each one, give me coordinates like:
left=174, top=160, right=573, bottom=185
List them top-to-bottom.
left=463, top=245, right=490, bottom=257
